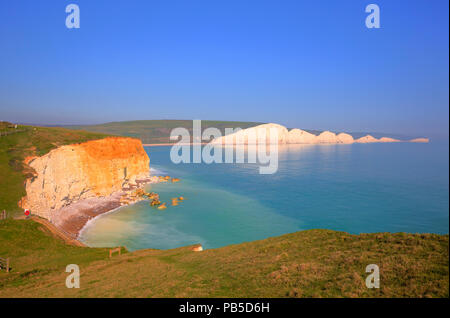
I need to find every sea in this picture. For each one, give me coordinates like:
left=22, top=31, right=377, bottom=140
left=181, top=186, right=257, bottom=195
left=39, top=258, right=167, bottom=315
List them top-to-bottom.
left=79, top=141, right=449, bottom=251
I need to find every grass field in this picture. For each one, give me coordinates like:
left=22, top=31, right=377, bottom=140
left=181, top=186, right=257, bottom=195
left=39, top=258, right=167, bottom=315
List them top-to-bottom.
left=0, top=123, right=110, bottom=216
left=0, top=219, right=448, bottom=298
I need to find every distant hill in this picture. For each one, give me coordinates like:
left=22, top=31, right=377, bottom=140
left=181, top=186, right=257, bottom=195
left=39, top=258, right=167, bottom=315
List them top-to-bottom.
left=64, top=120, right=415, bottom=143
left=65, top=120, right=265, bottom=144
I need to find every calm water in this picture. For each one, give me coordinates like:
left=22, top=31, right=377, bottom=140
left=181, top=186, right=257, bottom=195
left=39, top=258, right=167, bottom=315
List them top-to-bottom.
left=79, top=142, right=449, bottom=251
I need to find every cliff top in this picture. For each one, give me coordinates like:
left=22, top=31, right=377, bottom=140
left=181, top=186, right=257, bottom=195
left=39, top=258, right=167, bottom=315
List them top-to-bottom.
left=0, top=125, right=118, bottom=215
left=76, top=137, right=147, bottom=160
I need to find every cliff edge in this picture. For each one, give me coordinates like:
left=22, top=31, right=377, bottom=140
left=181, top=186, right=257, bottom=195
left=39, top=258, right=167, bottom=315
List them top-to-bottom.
left=19, top=137, right=150, bottom=220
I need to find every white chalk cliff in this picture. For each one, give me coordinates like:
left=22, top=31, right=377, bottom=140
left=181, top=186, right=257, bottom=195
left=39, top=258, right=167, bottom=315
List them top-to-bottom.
left=211, top=123, right=289, bottom=145
left=287, top=129, right=317, bottom=144
left=317, top=131, right=338, bottom=143
left=336, top=133, right=354, bottom=144
left=355, top=135, right=379, bottom=143
left=410, top=138, right=430, bottom=143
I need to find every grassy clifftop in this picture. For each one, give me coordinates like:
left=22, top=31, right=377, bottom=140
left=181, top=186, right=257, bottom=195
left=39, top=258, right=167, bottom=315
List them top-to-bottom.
left=0, top=124, right=110, bottom=215
left=0, top=219, right=448, bottom=298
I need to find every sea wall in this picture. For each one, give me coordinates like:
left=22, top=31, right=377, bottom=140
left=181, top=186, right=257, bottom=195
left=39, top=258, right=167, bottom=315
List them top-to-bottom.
left=19, top=137, right=150, bottom=220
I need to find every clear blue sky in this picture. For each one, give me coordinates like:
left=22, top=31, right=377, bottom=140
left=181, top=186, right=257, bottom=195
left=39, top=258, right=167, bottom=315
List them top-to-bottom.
left=0, top=0, right=448, bottom=137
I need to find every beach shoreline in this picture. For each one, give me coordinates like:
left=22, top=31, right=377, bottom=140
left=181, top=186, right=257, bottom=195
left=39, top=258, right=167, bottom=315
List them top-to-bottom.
left=49, top=175, right=160, bottom=240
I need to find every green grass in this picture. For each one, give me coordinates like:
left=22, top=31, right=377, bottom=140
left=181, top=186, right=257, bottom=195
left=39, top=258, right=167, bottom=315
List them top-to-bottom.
left=64, top=119, right=415, bottom=142
left=0, top=125, right=110, bottom=216
left=0, top=219, right=448, bottom=298
left=0, top=219, right=113, bottom=291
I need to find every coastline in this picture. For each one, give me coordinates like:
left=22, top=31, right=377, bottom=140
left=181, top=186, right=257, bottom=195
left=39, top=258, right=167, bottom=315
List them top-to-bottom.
left=143, top=142, right=208, bottom=146
left=49, top=175, right=160, bottom=240
left=77, top=204, right=125, bottom=242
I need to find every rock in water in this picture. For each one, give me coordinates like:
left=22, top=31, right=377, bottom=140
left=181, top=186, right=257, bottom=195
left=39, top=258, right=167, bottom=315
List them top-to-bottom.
left=157, top=203, right=167, bottom=210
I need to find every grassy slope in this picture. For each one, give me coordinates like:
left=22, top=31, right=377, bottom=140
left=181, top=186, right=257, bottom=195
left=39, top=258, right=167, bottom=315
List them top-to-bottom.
left=65, top=120, right=265, bottom=144
left=0, top=124, right=110, bottom=216
left=0, top=219, right=448, bottom=298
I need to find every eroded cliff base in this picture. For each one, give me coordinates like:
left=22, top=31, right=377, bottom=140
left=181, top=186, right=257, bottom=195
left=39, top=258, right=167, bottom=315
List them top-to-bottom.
left=51, top=174, right=158, bottom=237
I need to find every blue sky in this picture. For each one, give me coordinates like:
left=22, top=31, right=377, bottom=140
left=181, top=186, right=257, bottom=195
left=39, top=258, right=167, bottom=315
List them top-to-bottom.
left=0, top=0, right=448, bottom=137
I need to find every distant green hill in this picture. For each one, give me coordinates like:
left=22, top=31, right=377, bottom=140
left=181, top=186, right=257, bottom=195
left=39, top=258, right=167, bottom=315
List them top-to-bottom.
left=65, top=120, right=265, bottom=144
left=65, top=120, right=415, bottom=143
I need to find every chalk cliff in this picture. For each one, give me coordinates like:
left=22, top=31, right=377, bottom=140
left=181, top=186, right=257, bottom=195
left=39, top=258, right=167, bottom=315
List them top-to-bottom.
left=211, top=123, right=289, bottom=145
left=288, top=129, right=317, bottom=144
left=317, top=131, right=338, bottom=143
left=336, top=133, right=354, bottom=144
left=355, top=135, right=379, bottom=143
left=20, top=137, right=150, bottom=220
left=379, top=137, right=400, bottom=142
left=410, top=138, right=430, bottom=143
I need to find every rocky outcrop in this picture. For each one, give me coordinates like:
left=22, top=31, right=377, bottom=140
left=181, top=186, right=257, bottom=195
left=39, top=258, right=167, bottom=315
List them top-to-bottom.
left=20, top=137, right=150, bottom=220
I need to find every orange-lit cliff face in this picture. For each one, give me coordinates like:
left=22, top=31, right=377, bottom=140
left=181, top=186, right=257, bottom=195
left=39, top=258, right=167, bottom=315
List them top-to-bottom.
left=20, top=137, right=150, bottom=220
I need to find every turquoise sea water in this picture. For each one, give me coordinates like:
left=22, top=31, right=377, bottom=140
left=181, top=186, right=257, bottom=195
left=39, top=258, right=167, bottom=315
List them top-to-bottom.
left=79, top=142, right=449, bottom=251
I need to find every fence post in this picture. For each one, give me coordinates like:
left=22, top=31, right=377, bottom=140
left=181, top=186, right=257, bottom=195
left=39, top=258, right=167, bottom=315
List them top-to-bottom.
left=6, top=258, right=9, bottom=273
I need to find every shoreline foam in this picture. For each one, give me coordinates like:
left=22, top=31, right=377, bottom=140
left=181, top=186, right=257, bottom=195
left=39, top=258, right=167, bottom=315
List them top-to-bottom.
left=50, top=175, right=159, bottom=239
